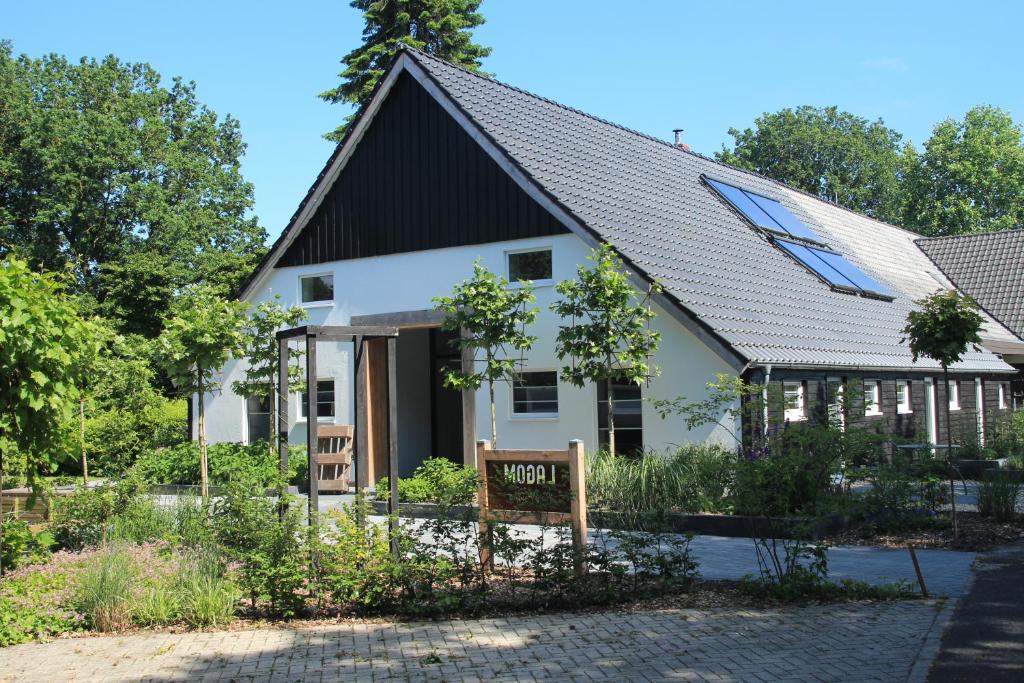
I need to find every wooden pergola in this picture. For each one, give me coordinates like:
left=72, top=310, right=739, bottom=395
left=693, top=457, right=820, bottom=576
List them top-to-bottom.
left=276, top=325, right=400, bottom=524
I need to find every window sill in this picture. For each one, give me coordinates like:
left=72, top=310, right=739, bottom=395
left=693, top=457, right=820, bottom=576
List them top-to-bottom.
left=507, top=280, right=553, bottom=290
left=300, top=301, right=334, bottom=309
left=949, top=406, right=961, bottom=412
left=897, top=409, right=913, bottom=415
left=864, top=411, right=883, bottom=418
left=510, top=414, right=559, bottom=421
left=784, top=414, right=807, bottom=422
left=295, top=417, right=337, bottom=423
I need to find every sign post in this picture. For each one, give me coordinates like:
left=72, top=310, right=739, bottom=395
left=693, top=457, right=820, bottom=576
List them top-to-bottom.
left=476, top=439, right=587, bottom=576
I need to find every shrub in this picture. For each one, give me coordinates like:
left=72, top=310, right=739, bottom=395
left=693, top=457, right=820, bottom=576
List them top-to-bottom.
left=85, top=398, right=188, bottom=476
left=732, top=424, right=843, bottom=517
left=134, top=441, right=307, bottom=488
left=376, top=458, right=477, bottom=505
left=977, top=471, right=1021, bottom=523
left=50, top=475, right=150, bottom=550
left=211, top=477, right=306, bottom=617
left=318, top=500, right=403, bottom=613
left=1, top=517, right=53, bottom=572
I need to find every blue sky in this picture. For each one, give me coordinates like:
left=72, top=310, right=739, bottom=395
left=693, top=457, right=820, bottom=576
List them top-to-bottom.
left=5, top=1, right=1023, bottom=243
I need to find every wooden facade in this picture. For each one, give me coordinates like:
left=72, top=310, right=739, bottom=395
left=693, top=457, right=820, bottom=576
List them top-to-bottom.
left=276, top=72, right=567, bottom=268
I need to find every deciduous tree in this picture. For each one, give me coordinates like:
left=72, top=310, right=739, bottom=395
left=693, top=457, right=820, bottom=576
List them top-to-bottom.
left=321, top=0, right=491, bottom=141
left=903, top=105, right=1024, bottom=236
left=717, top=106, right=910, bottom=224
left=551, top=245, right=661, bottom=456
left=434, top=260, right=537, bottom=447
left=155, top=287, right=249, bottom=498
left=901, top=290, right=984, bottom=539
left=232, top=298, right=307, bottom=461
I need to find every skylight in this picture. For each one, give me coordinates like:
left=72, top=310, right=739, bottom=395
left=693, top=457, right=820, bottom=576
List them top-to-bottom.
left=704, top=175, right=893, bottom=300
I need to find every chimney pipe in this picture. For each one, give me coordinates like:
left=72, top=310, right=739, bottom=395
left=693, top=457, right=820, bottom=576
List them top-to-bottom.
left=672, top=128, right=691, bottom=152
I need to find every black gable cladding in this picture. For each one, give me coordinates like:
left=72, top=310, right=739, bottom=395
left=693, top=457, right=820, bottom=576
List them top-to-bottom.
left=276, top=72, right=567, bottom=267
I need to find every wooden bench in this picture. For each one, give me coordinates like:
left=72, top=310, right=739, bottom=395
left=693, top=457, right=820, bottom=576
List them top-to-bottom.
left=316, top=425, right=353, bottom=493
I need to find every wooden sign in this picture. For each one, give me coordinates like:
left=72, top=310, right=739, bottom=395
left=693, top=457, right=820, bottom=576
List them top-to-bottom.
left=476, top=439, right=587, bottom=575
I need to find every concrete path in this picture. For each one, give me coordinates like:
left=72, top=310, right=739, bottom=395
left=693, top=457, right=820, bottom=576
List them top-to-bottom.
left=928, top=541, right=1024, bottom=682
left=1, top=601, right=954, bottom=682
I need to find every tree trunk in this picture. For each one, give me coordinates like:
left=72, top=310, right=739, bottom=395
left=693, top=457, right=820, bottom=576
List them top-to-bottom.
left=943, top=366, right=958, bottom=541
left=198, top=373, right=209, bottom=500
left=606, top=376, right=616, bottom=457
left=489, top=379, right=497, bottom=448
left=79, top=397, right=88, bottom=486
left=0, top=440, right=5, bottom=576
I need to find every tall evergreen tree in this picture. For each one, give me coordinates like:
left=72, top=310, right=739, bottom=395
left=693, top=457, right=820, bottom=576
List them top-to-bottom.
left=320, top=0, right=491, bottom=141
left=902, top=105, right=1024, bottom=236
left=717, top=106, right=910, bottom=224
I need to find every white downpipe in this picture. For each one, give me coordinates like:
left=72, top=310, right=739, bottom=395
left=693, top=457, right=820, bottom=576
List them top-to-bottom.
left=762, top=364, right=772, bottom=437
left=924, top=377, right=938, bottom=446
left=975, top=377, right=985, bottom=446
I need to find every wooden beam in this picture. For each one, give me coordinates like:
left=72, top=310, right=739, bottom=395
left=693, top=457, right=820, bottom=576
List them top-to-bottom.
left=352, top=309, right=446, bottom=329
left=276, top=325, right=399, bottom=341
left=461, top=330, right=477, bottom=468
left=387, top=335, right=400, bottom=559
left=354, top=336, right=367, bottom=491
left=277, top=338, right=290, bottom=482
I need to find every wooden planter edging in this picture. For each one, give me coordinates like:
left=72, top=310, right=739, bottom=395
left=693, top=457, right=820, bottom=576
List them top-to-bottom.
left=370, top=500, right=853, bottom=540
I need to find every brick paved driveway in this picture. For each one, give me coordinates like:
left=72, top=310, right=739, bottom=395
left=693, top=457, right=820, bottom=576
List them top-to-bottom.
left=1, top=600, right=952, bottom=682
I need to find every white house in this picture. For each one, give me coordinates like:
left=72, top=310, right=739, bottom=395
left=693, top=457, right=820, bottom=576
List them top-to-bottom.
left=199, top=46, right=1022, bottom=484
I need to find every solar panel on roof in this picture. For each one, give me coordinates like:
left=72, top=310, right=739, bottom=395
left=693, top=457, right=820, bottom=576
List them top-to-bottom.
left=705, top=178, right=778, bottom=230
left=745, top=193, right=824, bottom=244
left=777, top=239, right=891, bottom=298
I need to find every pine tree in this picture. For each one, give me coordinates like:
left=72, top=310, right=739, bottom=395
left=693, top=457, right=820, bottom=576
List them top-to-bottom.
left=321, top=0, right=491, bottom=141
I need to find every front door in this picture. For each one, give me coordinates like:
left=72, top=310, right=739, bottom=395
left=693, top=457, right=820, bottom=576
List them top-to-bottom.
left=429, top=328, right=464, bottom=462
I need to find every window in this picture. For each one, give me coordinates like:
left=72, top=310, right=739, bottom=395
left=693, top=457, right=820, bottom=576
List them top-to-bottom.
left=705, top=178, right=825, bottom=244
left=507, top=248, right=552, bottom=283
left=300, top=274, right=334, bottom=304
left=512, top=371, right=559, bottom=416
left=300, top=379, right=336, bottom=420
left=864, top=380, right=882, bottom=416
left=948, top=380, right=960, bottom=410
left=598, top=381, right=643, bottom=454
left=783, top=381, right=806, bottom=422
left=897, top=381, right=913, bottom=414
left=998, top=382, right=1009, bottom=410
left=246, top=394, right=271, bottom=444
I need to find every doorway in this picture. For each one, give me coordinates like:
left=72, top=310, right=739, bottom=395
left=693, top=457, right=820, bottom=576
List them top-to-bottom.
left=429, top=328, right=465, bottom=463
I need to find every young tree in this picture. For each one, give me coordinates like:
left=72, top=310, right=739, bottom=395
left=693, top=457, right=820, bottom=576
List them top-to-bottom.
left=320, top=0, right=491, bottom=141
left=0, top=42, right=267, bottom=335
left=903, top=105, right=1024, bottom=236
left=717, top=106, right=909, bottom=224
left=551, top=245, right=662, bottom=456
left=0, top=258, right=96, bottom=572
left=433, top=261, right=538, bottom=447
left=156, top=287, right=249, bottom=498
left=901, top=290, right=984, bottom=539
left=232, top=298, right=307, bottom=460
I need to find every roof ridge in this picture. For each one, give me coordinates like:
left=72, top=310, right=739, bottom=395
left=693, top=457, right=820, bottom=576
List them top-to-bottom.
left=400, top=45, right=934, bottom=243
left=915, top=226, right=1024, bottom=243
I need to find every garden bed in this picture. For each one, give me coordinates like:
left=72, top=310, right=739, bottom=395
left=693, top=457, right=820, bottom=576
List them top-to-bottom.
left=371, top=501, right=856, bottom=540
left=829, top=512, right=1024, bottom=552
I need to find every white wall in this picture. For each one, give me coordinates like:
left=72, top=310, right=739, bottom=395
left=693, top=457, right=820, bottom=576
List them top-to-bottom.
left=201, top=232, right=739, bottom=456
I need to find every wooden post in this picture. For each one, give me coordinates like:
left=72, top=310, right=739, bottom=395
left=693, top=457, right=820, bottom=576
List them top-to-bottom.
left=460, top=328, right=476, bottom=468
left=305, top=334, right=319, bottom=527
left=355, top=336, right=368, bottom=491
left=386, top=336, right=400, bottom=559
left=278, top=338, right=290, bottom=481
left=476, top=439, right=492, bottom=570
left=568, top=439, right=587, bottom=576
left=908, top=545, right=929, bottom=597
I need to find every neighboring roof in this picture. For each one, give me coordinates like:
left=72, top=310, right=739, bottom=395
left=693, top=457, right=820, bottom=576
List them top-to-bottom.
left=247, top=47, right=1019, bottom=374
left=917, top=230, right=1024, bottom=342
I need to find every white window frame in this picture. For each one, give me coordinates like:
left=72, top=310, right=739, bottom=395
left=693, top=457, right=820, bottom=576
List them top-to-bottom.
left=506, top=246, right=554, bottom=288
left=298, top=271, right=335, bottom=308
left=509, top=369, right=560, bottom=420
left=296, top=378, right=336, bottom=422
left=864, top=379, right=882, bottom=416
left=948, top=379, right=961, bottom=411
left=897, top=380, right=913, bottom=415
left=783, top=381, right=806, bottom=422
left=998, top=382, right=1009, bottom=410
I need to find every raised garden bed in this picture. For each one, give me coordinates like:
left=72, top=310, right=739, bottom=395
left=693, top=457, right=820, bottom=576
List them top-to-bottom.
left=952, top=458, right=1009, bottom=480
left=371, top=500, right=855, bottom=540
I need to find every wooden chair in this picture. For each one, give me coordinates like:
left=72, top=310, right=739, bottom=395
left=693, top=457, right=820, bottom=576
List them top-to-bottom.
left=316, top=425, right=353, bottom=493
